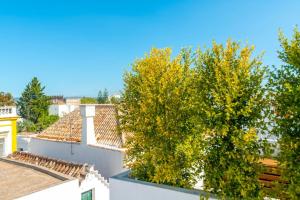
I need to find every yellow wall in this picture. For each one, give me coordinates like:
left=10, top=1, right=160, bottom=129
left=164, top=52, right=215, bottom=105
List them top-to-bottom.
left=11, top=119, right=17, bottom=152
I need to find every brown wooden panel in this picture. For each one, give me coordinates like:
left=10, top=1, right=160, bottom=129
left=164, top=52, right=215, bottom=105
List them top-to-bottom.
left=259, top=173, right=280, bottom=182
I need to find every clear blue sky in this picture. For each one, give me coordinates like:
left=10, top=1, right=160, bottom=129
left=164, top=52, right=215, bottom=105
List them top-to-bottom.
left=0, top=0, right=299, bottom=97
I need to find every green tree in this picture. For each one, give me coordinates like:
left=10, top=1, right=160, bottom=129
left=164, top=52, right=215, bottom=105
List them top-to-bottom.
left=270, top=28, right=300, bottom=199
left=194, top=40, right=269, bottom=199
left=119, top=48, right=202, bottom=188
left=17, top=77, right=50, bottom=124
left=17, top=77, right=57, bottom=132
left=97, top=89, right=109, bottom=104
left=0, top=92, right=15, bottom=106
left=110, top=96, right=121, bottom=104
left=81, top=97, right=97, bottom=104
left=37, top=114, right=59, bottom=131
left=17, top=119, right=36, bottom=132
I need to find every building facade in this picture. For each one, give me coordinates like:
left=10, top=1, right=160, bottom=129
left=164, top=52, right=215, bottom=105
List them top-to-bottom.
left=49, top=104, right=79, bottom=117
left=0, top=106, right=18, bottom=157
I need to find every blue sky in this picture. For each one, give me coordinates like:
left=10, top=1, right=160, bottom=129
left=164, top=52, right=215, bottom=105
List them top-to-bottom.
left=0, top=0, right=299, bottom=97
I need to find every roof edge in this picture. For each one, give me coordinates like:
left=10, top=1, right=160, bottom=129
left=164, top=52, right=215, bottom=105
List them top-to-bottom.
left=0, top=157, right=74, bottom=181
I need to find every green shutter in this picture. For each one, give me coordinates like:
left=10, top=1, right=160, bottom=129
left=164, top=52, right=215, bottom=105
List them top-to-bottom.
left=81, top=190, right=93, bottom=200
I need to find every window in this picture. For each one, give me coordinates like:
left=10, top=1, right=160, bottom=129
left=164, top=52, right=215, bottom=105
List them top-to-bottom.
left=81, top=189, right=93, bottom=200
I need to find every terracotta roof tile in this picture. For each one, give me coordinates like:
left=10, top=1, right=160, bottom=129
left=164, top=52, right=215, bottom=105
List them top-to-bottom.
left=37, top=104, right=124, bottom=148
left=8, top=152, right=87, bottom=179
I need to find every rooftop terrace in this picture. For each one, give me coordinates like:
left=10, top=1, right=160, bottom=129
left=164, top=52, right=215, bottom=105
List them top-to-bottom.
left=0, top=159, right=65, bottom=199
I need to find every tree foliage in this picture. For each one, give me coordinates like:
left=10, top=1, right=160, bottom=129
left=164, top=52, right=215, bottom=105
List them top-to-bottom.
left=270, top=28, right=300, bottom=199
left=119, top=34, right=300, bottom=198
left=193, top=40, right=269, bottom=199
left=119, top=48, right=202, bottom=188
left=17, top=77, right=56, bottom=132
left=17, top=77, right=50, bottom=124
left=97, top=89, right=109, bottom=104
left=0, top=92, right=15, bottom=106
left=110, top=96, right=121, bottom=104
left=81, top=97, right=97, bottom=104
left=17, top=119, right=36, bottom=132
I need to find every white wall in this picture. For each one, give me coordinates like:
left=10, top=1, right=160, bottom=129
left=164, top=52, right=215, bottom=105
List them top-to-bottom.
left=49, top=105, right=78, bottom=117
left=0, top=121, right=12, bottom=156
left=17, top=135, right=31, bottom=151
left=28, top=137, right=126, bottom=179
left=80, top=168, right=109, bottom=200
left=110, top=172, right=217, bottom=200
left=17, top=173, right=109, bottom=200
left=17, top=179, right=80, bottom=200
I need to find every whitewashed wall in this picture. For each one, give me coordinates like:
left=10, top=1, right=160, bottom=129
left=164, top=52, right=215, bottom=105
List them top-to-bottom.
left=49, top=105, right=78, bottom=117
left=0, top=121, right=12, bottom=156
left=17, top=135, right=31, bottom=151
left=28, top=137, right=126, bottom=179
left=80, top=168, right=109, bottom=200
left=110, top=171, right=217, bottom=200
left=17, top=174, right=109, bottom=200
left=17, top=179, right=80, bottom=200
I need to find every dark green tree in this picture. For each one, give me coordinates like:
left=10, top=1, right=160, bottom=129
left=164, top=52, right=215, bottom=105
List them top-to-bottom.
left=270, top=28, right=300, bottom=199
left=194, top=40, right=269, bottom=199
left=17, top=77, right=54, bottom=131
left=17, top=77, right=50, bottom=123
left=97, top=89, right=109, bottom=104
left=0, top=92, right=15, bottom=106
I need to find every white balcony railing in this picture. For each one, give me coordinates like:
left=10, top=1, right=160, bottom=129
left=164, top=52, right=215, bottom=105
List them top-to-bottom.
left=0, top=106, right=17, bottom=118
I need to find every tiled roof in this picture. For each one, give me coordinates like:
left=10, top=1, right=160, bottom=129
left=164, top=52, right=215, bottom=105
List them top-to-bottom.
left=37, top=104, right=124, bottom=148
left=8, top=151, right=88, bottom=179
left=8, top=152, right=108, bottom=186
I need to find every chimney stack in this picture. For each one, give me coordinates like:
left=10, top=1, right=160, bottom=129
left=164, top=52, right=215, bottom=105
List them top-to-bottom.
left=80, top=105, right=96, bottom=145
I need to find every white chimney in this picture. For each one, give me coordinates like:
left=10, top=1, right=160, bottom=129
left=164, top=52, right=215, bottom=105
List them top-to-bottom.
left=80, top=105, right=96, bottom=145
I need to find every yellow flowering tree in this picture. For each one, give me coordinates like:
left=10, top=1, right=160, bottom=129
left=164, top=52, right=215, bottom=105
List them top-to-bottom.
left=270, top=28, right=300, bottom=199
left=193, top=40, right=269, bottom=199
left=119, top=48, right=202, bottom=188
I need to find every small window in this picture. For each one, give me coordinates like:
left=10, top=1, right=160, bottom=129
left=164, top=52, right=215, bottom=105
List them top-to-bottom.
left=81, top=189, right=93, bottom=200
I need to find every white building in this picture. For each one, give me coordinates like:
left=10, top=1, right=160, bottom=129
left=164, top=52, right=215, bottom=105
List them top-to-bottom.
left=48, top=96, right=81, bottom=117
left=65, top=97, right=81, bottom=105
left=20, top=104, right=128, bottom=179
left=49, top=104, right=79, bottom=117
left=0, top=151, right=108, bottom=200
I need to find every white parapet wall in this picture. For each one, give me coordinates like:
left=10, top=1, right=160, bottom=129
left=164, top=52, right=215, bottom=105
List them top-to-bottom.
left=0, top=106, right=17, bottom=118
left=28, top=137, right=126, bottom=179
left=80, top=166, right=110, bottom=200
left=110, top=171, right=217, bottom=200
left=18, top=179, right=80, bottom=200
